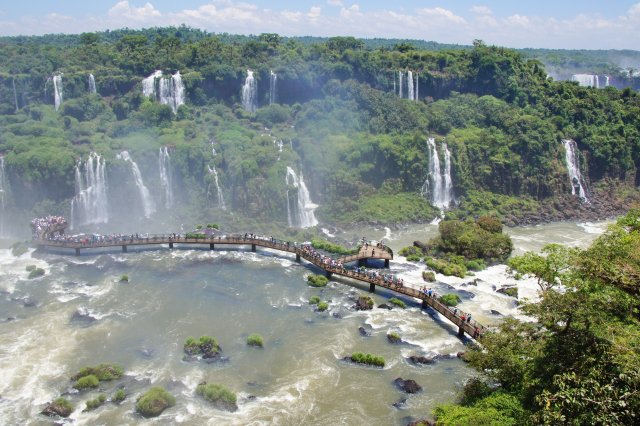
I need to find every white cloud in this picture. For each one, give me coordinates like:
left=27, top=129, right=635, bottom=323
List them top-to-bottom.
left=327, top=0, right=343, bottom=6
left=108, top=1, right=161, bottom=22
left=471, top=5, right=492, bottom=15
left=307, top=6, right=322, bottom=20
left=416, top=7, right=467, bottom=25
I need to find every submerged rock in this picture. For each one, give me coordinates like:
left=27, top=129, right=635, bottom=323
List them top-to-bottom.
left=354, top=296, right=374, bottom=311
left=378, top=303, right=393, bottom=310
left=71, top=308, right=97, bottom=325
left=490, top=309, right=504, bottom=316
left=387, top=333, right=402, bottom=344
left=407, top=355, right=437, bottom=365
left=393, top=378, right=422, bottom=394
left=392, top=397, right=407, bottom=409
left=41, top=398, right=73, bottom=418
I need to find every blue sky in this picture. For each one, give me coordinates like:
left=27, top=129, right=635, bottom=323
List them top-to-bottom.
left=1, top=1, right=639, bottom=49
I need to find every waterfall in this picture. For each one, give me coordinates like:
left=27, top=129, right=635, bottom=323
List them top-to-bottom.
left=142, top=70, right=162, bottom=97
left=242, top=70, right=257, bottom=112
left=269, top=71, right=277, bottom=105
left=398, top=71, right=403, bottom=98
left=407, top=71, right=415, bottom=101
left=415, top=72, right=419, bottom=101
left=52, top=74, right=63, bottom=111
left=88, top=74, right=96, bottom=94
left=571, top=74, right=599, bottom=88
left=604, top=75, right=610, bottom=87
left=12, top=78, right=18, bottom=111
left=421, top=138, right=454, bottom=209
left=562, top=139, right=589, bottom=202
left=158, top=147, right=174, bottom=208
left=118, top=151, right=156, bottom=218
left=70, top=153, right=109, bottom=229
left=0, top=156, right=8, bottom=236
left=207, top=165, right=226, bottom=210
left=285, top=166, right=318, bottom=228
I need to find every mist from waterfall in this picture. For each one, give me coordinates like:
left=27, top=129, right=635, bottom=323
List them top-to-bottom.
left=242, top=70, right=257, bottom=112
left=269, top=71, right=277, bottom=105
left=52, top=74, right=63, bottom=111
left=88, top=74, right=96, bottom=94
left=421, top=138, right=454, bottom=209
left=563, top=139, right=589, bottom=202
left=158, top=147, right=174, bottom=208
left=118, top=151, right=156, bottom=218
left=70, top=153, right=109, bottom=229
left=0, top=156, right=8, bottom=236
left=207, top=165, right=227, bottom=210
left=286, top=166, right=318, bottom=228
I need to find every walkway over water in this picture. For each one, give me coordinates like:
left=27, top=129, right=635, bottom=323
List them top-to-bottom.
left=34, top=226, right=485, bottom=339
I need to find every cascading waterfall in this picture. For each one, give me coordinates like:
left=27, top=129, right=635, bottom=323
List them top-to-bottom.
left=142, top=70, right=162, bottom=97
left=242, top=70, right=258, bottom=112
left=143, top=71, right=185, bottom=113
left=269, top=71, right=277, bottom=105
left=396, top=71, right=418, bottom=100
left=398, top=71, right=403, bottom=98
left=407, top=71, right=415, bottom=101
left=415, top=72, right=419, bottom=101
left=52, top=74, right=63, bottom=111
left=88, top=74, right=96, bottom=94
left=571, top=74, right=599, bottom=88
left=604, top=75, right=610, bottom=87
left=12, top=78, right=18, bottom=111
left=421, top=138, right=454, bottom=209
left=563, top=139, right=589, bottom=202
left=158, top=147, right=174, bottom=208
left=118, top=151, right=156, bottom=218
left=70, top=153, right=109, bottom=229
left=0, top=156, right=8, bottom=236
left=207, top=165, right=226, bottom=210
left=285, top=166, right=318, bottom=228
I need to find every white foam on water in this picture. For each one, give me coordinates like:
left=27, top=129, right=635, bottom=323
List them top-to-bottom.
left=578, top=221, right=609, bottom=235
left=321, top=228, right=336, bottom=238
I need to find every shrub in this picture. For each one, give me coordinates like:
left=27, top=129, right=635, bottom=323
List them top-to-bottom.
left=206, top=223, right=219, bottom=229
left=195, top=224, right=203, bottom=230
left=185, top=232, right=206, bottom=239
left=311, top=238, right=357, bottom=255
left=399, top=246, right=421, bottom=257
left=406, top=254, right=422, bottom=262
left=426, top=257, right=466, bottom=278
left=465, top=259, right=487, bottom=271
left=28, top=267, right=45, bottom=279
left=422, top=271, right=436, bottom=282
left=119, top=274, right=129, bottom=282
left=307, top=274, right=329, bottom=287
left=500, top=287, right=518, bottom=298
left=439, top=294, right=462, bottom=307
left=309, top=296, right=321, bottom=305
left=388, top=297, right=406, bottom=309
left=317, top=301, right=329, bottom=312
left=387, top=332, right=402, bottom=343
left=247, top=333, right=264, bottom=347
left=183, top=335, right=221, bottom=357
left=350, top=352, right=385, bottom=367
left=72, top=364, right=124, bottom=382
left=74, top=374, right=99, bottom=390
left=196, top=382, right=237, bottom=411
left=136, top=387, right=175, bottom=418
left=113, top=388, right=126, bottom=403
left=85, top=394, right=106, bottom=411
left=43, top=397, right=74, bottom=417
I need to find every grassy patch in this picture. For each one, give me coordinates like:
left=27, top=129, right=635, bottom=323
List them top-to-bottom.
left=311, top=238, right=357, bottom=255
left=426, top=257, right=467, bottom=278
left=28, top=267, right=45, bottom=279
left=422, top=271, right=436, bottom=282
left=119, top=274, right=129, bottom=282
left=307, top=274, right=329, bottom=287
left=439, top=294, right=462, bottom=307
left=308, top=296, right=321, bottom=305
left=388, top=297, right=406, bottom=309
left=317, top=301, right=329, bottom=312
left=247, top=333, right=264, bottom=347
left=184, top=335, right=221, bottom=357
left=350, top=352, right=385, bottom=367
left=72, top=364, right=124, bottom=382
left=74, top=374, right=99, bottom=390
left=196, top=382, right=237, bottom=412
left=136, top=387, right=175, bottom=418
left=113, top=388, right=126, bottom=403
left=85, top=394, right=106, bottom=411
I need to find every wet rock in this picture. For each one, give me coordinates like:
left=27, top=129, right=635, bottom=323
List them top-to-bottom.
left=496, top=286, right=518, bottom=298
left=457, top=290, right=475, bottom=300
left=354, top=296, right=374, bottom=311
left=23, top=298, right=38, bottom=308
left=378, top=303, right=393, bottom=310
left=71, top=308, right=97, bottom=324
left=490, top=309, right=504, bottom=316
left=332, top=312, right=343, bottom=319
left=358, top=326, right=371, bottom=337
left=387, top=333, right=402, bottom=344
left=139, top=348, right=154, bottom=358
left=457, top=351, right=470, bottom=362
left=407, top=355, right=436, bottom=365
left=394, top=378, right=422, bottom=394
left=392, top=397, right=407, bottom=409
left=41, top=399, right=73, bottom=418
left=407, top=419, right=435, bottom=426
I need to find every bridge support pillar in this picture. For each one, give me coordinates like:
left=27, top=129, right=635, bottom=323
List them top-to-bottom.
left=169, top=242, right=174, bottom=249
left=210, top=243, right=214, bottom=250
left=251, top=244, right=256, bottom=252
left=122, top=245, right=127, bottom=253
left=75, top=248, right=80, bottom=256
left=296, top=253, right=301, bottom=262
left=358, top=259, right=366, bottom=267
left=384, top=259, right=390, bottom=268
left=326, top=271, right=332, bottom=279
left=369, top=283, right=375, bottom=293
left=421, top=299, right=428, bottom=309
left=458, top=326, right=465, bottom=338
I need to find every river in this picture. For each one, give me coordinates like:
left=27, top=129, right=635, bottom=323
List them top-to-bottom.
left=0, top=220, right=609, bottom=425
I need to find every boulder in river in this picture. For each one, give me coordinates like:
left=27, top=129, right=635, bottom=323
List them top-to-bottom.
left=354, top=296, right=374, bottom=311
left=358, top=326, right=371, bottom=337
left=393, top=378, right=422, bottom=394
left=42, top=397, right=73, bottom=418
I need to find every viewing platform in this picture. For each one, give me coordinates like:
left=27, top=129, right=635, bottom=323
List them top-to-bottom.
left=32, top=220, right=485, bottom=339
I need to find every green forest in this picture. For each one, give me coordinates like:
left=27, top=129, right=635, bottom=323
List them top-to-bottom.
left=0, top=27, right=639, bottom=232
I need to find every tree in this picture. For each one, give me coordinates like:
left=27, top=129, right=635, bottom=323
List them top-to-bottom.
left=508, top=243, right=579, bottom=292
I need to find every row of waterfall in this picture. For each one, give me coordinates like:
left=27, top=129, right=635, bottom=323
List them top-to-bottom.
left=142, top=70, right=185, bottom=113
left=396, top=70, right=419, bottom=101
left=571, top=74, right=610, bottom=89
left=421, top=138, right=454, bottom=210
left=563, top=139, right=589, bottom=202
left=0, top=156, right=8, bottom=237
left=286, top=166, right=318, bottom=228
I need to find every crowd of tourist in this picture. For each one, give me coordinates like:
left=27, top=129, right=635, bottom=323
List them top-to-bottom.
left=30, top=216, right=67, bottom=239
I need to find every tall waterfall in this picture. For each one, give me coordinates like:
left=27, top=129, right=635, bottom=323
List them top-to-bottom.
left=242, top=70, right=257, bottom=112
left=269, top=70, right=277, bottom=105
left=143, top=71, right=185, bottom=113
left=397, top=71, right=418, bottom=100
left=398, top=71, right=403, bottom=98
left=407, top=71, right=415, bottom=101
left=415, top=72, right=419, bottom=101
left=52, top=74, right=63, bottom=111
left=88, top=74, right=97, bottom=94
left=571, top=74, right=599, bottom=88
left=604, top=75, right=610, bottom=87
left=12, top=78, right=18, bottom=111
left=421, top=138, right=454, bottom=209
left=563, top=139, right=589, bottom=202
left=158, top=147, right=174, bottom=208
left=118, top=151, right=156, bottom=218
left=71, top=153, right=109, bottom=229
left=0, top=156, right=8, bottom=236
left=207, top=165, right=226, bottom=210
left=286, top=167, right=318, bottom=228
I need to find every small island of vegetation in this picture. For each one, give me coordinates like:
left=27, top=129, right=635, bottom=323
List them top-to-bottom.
left=196, top=382, right=238, bottom=412
left=136, top=387, right=175, bottom=418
